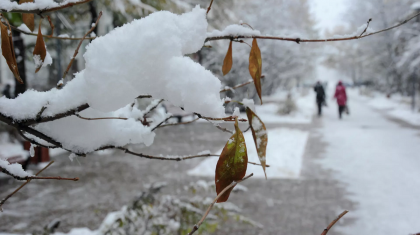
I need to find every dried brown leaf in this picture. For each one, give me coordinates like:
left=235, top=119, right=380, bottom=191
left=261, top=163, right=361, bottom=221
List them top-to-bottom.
left=19, top=0, right=35, bottom=32
left=33, top=19, right=46, bottom=73
left=0, top=20, right=22, bottom=84
left=249, top=38, right=262, bottom=104
left=222, top=40, right=233, bottom=75
left=246, top=107, right=268, bottom=179
left=215, top=118, right=248, bottom=203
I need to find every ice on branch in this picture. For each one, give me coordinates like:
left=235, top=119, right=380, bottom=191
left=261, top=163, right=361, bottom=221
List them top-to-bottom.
left=206, top=24, right=261, bottom=38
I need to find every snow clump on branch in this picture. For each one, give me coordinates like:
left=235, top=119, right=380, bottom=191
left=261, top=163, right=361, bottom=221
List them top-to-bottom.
left=0, top=6, right=225, bottom=153
left=83, top=6, right=225, bottom=117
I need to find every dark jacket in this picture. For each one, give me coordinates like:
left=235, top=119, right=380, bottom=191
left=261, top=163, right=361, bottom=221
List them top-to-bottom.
left=314, top=83, right=325, bottom=103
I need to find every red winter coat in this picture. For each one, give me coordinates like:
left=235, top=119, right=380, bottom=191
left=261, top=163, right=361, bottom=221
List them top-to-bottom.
left=334, top=82, right=347, bottom=106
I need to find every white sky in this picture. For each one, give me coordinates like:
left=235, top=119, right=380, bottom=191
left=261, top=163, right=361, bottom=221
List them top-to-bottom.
left=309, top=0, right=349, bottom=35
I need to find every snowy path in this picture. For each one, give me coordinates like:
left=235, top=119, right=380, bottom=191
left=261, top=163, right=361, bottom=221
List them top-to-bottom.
left=319, top=69, right=420, bottom=234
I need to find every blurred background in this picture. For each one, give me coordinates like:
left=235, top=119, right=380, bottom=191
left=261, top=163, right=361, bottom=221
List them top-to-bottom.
left=1, top=0, right=420, bottom=234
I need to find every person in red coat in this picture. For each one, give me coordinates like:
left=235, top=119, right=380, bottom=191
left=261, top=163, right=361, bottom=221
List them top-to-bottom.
left=334, top=81, right=347, bottom=119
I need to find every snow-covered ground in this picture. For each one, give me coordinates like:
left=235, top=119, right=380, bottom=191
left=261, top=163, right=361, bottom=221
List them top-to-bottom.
left=318, top=66, right=420, bottom=234
left=364, top=92, right=420, bottom=126
left=188, top=128, right=309, bottom=179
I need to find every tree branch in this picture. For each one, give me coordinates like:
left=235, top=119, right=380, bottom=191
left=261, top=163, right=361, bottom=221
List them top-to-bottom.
left=1, top=0, right=94, bottom=14
left=206, top=0, right=214, bottom=15
left=61, top=11, right=102, bottom=85
left=205, top=12, right=420, bottom=43
left=359, top=18, right=372, bottom=37
left=9, top=24, right=96, bottom=40
left=220, top=75, right=265, bottom=93
left=75, top=113, right=128, bottom=121
left=194, top=113, right=247, bottom=122
left=156, top=117, right=200, bottom=128
left=118, top=147, right=219, bottom=161
left=0, top=161, right=54, bottom=211
left=0, top=167, right=78, bottom=181
left=188, top=173, right=254, bottom=235
left=320, top=210, right=349, bottom=235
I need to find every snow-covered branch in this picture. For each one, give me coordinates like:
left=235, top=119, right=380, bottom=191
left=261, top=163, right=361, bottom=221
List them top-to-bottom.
left=0, top=0, right=93, bottom=14
left=205, top=11, right=420, bottom=44
left=10, top=24, right=96, bottom=41
left=0, top=166, right=78, bottom=181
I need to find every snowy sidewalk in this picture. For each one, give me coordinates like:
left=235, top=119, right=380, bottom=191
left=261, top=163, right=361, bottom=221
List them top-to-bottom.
left=318, top=81, right=420, bottom=234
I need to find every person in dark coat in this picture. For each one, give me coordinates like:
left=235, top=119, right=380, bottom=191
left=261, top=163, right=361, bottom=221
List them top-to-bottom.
left=314, top=81, right=326, bottom=116
left=333, top=81, right=347, bottom=119
left=2, top=84, right=12, bottom=99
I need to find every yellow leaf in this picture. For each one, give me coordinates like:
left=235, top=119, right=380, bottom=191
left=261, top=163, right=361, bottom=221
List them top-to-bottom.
left=19, top=0, right=35, bottom=32
left=33, top=19, right=46, bottom=73
left=0, top=20, right=23, bottom=84
left=248, top=38, right=262, bottom=104
left=222, top=40, right=233, bottom=75
left=246, top=108, right=268, bottom=179
left=215, top=118, right=248, bottom=203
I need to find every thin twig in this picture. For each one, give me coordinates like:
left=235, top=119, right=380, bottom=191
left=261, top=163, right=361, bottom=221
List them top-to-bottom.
left=2, top=0, right=93, bottom=14
left=206, top=0, right=214, bottom=15
left=61, top=11, right=102, bottom=84
left=205, top=12, right=420, bottom=43
left=46, top=16, right=54, bottom=37
left=359, top=18, right=372, bottom=37
left=240, top=22, right=254, bottom=30
left=10, top=24, right=96, bottom=40
left=220, top=76, right=265, bottom=93
left=143, top=99, right=164, bottom=118
left=75, top=113, right=128, bottom=121
left=194, top=113, right=247, bottom=122
left=151, top=115, right=173, bottom=131
left=157, top=117, right=200, bottom=128
left=205, top=119, right=234, bottom=134
left=16, top=129, right=56, bottom=149
left=119, top=147, right=219, bottom=161
left=0, top=161, right=54, bottom=211
left=248, top=161, right=270, bottom=167
left=0, top=167, right=78, bottom=181
left=188, top=173, right=254, bottom=235
left=320, top=210, right=349, bottom=235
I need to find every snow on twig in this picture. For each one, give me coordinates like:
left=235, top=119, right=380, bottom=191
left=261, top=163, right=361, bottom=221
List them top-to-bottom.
left=0, top=0, right=93, bottom=14
left=205, top=12, right=420, bottom=43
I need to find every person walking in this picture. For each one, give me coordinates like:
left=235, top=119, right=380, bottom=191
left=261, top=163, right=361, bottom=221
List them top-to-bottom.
left=314, top=81, right=326, bottom=116
left=333, top=81, right=347, bottom=119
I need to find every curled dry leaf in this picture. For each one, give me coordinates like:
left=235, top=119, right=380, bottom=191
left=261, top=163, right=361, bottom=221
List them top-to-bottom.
left=19, top=0, right=35, bottom=32
left=0, top=19, right=22, bottom=84
left=33, top=19, right=46, bottom=73
left=248, top=38, right=262, bottom=104
left=222, top=40, right=233, bottom=75
left=246, top=107, right=268, bottom=179
left=215, top=118, right=248, bottom=203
